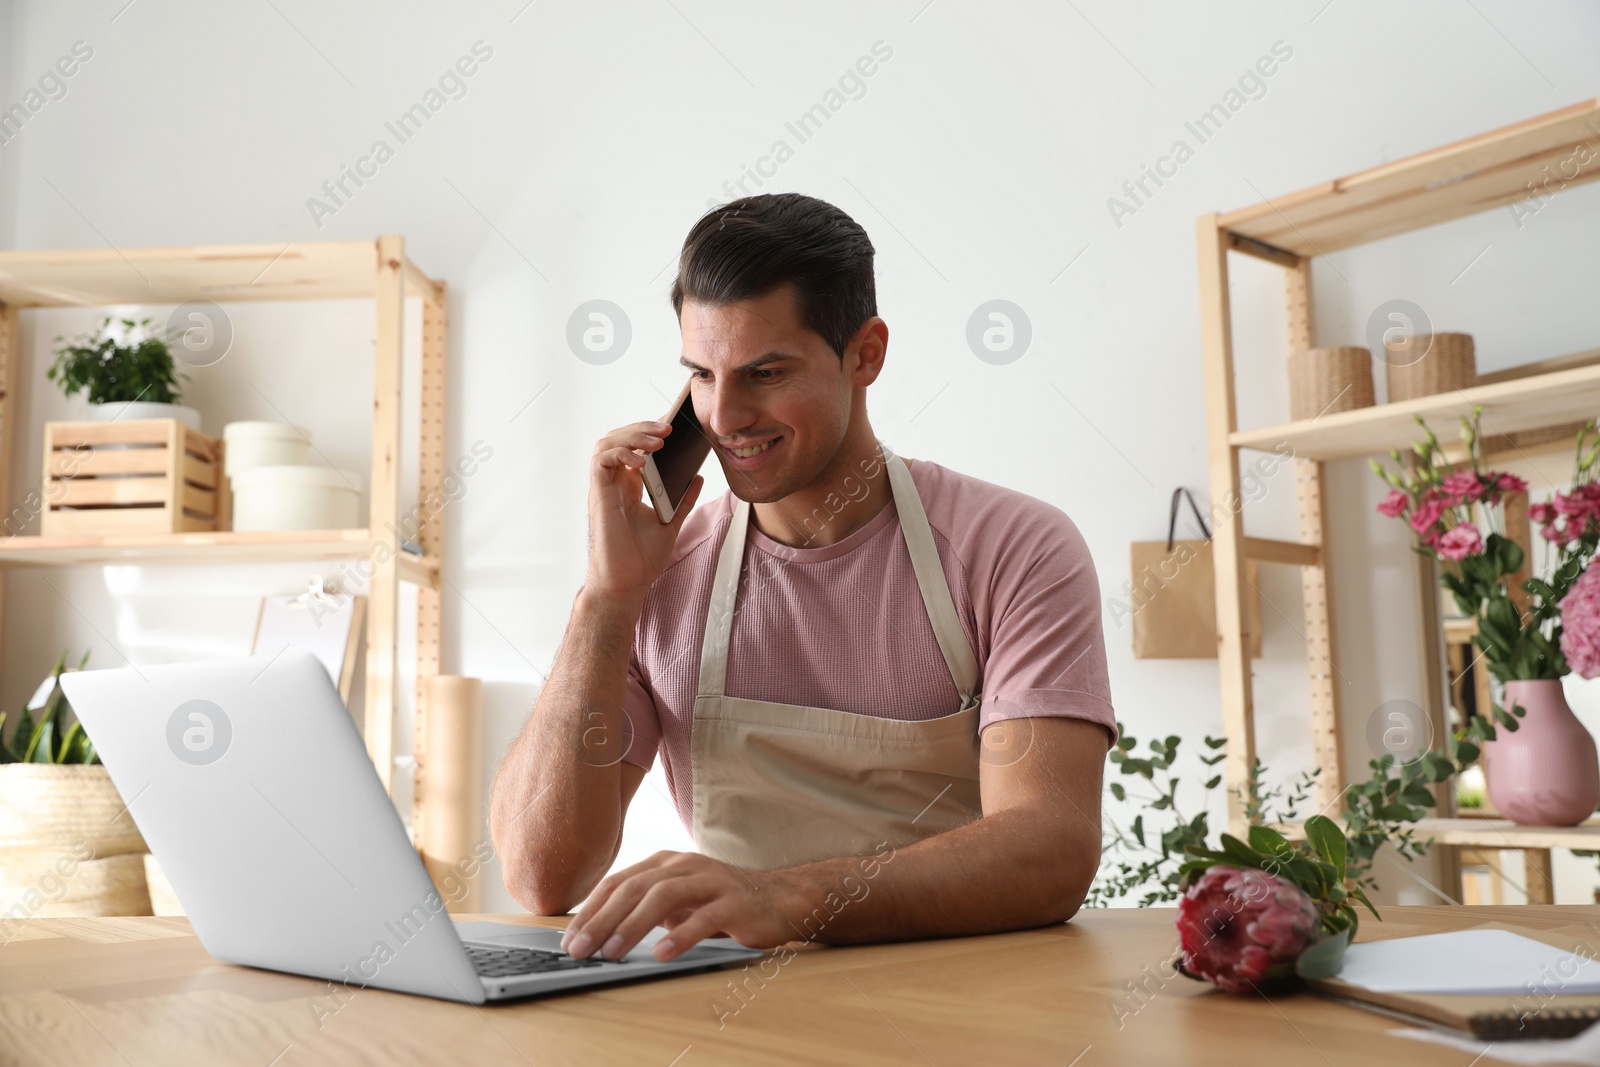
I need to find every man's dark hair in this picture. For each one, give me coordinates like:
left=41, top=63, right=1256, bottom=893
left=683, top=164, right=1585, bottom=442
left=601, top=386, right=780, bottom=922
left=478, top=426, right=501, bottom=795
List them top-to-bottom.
left=671, top=192, right=877, bottom=360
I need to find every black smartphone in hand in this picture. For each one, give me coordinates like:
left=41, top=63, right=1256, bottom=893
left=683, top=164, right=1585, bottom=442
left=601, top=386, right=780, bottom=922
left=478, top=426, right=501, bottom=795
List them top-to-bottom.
left=642, top=379, right=712, bottom=524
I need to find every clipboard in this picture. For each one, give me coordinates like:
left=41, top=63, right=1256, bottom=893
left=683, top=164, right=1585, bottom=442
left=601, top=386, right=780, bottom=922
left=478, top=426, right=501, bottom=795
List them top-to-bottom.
left=250, top=576, right=365, bottom=704
left=1305, top=921, right=1600, bottom=1040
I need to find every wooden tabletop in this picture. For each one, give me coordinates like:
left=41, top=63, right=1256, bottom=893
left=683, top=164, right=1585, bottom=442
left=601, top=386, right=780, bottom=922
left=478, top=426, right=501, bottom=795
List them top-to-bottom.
left=2, top=904, right=1592, bottom=1065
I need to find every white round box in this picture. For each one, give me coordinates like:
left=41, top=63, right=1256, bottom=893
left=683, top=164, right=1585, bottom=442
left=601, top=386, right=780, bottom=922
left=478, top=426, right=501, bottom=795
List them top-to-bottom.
left=223, top=421, right=312, bottom=479
left=231, top=465, right=361, bottom=531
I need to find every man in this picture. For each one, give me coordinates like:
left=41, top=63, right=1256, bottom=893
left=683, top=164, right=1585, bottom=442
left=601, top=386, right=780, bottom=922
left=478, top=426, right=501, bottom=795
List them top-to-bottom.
left=489, top=192, right=1115, bottom=966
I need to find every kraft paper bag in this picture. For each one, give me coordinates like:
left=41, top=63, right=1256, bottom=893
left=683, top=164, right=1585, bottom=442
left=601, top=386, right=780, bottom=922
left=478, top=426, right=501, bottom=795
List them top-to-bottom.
left=1129, top=489, right=1262, bottom=660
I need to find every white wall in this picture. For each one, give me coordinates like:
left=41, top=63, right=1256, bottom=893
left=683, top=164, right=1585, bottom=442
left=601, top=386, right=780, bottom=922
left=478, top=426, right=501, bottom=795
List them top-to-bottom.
left=3, top=0, right=1598, bottom=913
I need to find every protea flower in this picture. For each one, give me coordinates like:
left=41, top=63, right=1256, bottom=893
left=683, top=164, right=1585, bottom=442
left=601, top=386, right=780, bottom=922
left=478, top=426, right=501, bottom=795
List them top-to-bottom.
left=1176, top=865, right=1321, bottom=992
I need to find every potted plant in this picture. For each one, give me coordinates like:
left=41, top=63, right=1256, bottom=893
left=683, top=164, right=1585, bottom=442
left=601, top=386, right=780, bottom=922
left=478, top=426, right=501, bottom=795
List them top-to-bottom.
left=47, top=316, right=199, bottom=430
left=1370, top=410, right=1600, bottom=826
left=0, top=651, right=151, bottom=919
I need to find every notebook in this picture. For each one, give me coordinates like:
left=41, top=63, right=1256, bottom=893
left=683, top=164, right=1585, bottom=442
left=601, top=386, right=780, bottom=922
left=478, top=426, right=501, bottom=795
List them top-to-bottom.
left=1306, top=922, right=1600, bottom=1040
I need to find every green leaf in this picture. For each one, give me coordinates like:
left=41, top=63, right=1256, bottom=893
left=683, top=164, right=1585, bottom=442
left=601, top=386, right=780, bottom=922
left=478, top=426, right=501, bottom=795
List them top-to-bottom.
left=9, top=706, right=35, bottom=762
left=26, top=716, right=55, bottom=763
left=56, top=720, right=83, bottom=763
left=1204, top=774, right=1222, bottom=789
left=1109, top=782, right=1126, bottom=801
left=1131, top=815, right=1145, bottom=848
left=1304, top=815, right=1347, bottom=876
left=1248, top=824, right=1291, bottom=856
left=1218, top=833, right=1269, bottom=868
left=1349, top=884, right=1382, bottom=921
left=1294, top=928, right=1352, bottom=980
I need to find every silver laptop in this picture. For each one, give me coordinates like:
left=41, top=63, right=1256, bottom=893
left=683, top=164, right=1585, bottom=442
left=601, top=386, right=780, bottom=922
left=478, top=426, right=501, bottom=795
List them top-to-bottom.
left=61, top=652, right=762, bottom=1003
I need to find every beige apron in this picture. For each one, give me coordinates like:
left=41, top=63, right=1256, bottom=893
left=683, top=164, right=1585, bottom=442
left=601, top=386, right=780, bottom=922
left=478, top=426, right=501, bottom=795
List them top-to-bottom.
left=690, top=452, right=984, bottom=871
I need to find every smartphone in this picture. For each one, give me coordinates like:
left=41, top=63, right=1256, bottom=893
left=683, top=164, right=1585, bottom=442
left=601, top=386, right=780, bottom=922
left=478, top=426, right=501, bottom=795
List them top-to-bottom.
left=642, top=379, right=712, bottom=524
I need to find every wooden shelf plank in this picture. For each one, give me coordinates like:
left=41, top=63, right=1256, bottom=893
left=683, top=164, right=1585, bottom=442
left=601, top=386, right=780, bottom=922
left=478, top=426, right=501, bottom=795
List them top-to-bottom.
left=1219, top=98, right=1600, bottom=255
left=0, top=240, right=443, bottom=307
left=1230, top=358, right=1600, bottom=460
left=0, top=528, right=403, bottom=568
left=1243, top=536, right=1319, bottom=567
left=1273, top=816, right=1600, bottom=850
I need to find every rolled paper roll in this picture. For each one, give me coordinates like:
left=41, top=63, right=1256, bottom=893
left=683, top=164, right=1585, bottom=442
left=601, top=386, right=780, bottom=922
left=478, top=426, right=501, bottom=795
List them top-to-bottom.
left=420, top=675, right=484, bottom=913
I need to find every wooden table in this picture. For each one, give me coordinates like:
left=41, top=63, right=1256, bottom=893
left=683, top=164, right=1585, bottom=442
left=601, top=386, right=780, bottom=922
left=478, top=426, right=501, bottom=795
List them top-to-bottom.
left=2, top=904, right=1592, bottom=1065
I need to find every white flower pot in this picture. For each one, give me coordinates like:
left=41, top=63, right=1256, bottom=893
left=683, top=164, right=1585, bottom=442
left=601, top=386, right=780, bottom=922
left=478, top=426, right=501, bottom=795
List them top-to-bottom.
left=88, top=401, right=201, bottom=432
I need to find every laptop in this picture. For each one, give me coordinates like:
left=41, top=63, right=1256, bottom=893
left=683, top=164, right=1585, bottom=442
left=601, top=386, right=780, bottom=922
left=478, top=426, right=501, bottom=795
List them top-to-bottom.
left=60, top=652, right=762, bottom=1003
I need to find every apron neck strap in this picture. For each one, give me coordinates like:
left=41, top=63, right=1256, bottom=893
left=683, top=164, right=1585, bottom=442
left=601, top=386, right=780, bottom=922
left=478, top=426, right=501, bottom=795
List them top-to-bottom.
left=694, top=447, right=980, bottom=702
left=882, top=452, right=979, bottom=700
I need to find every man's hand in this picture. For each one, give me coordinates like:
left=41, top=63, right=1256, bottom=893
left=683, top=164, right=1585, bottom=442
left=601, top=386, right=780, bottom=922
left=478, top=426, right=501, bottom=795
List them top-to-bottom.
left=588, top=420, right=704, bottom=602
left=560, top=851, right=801, bottom=962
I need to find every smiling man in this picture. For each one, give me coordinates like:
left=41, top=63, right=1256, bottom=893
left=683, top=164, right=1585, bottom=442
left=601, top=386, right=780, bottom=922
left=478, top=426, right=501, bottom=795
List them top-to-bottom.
left=489, top=192, right=1115, bottom=966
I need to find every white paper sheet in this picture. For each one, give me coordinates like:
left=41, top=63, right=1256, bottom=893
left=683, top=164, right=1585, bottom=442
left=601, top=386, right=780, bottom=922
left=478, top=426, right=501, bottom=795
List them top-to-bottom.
left=1339, top=929, right=1600, bottom=996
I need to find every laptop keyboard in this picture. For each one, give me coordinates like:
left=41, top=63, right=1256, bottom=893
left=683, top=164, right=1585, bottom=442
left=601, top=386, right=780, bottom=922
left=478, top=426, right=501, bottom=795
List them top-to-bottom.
left=466, top=943, right=629, bottom=977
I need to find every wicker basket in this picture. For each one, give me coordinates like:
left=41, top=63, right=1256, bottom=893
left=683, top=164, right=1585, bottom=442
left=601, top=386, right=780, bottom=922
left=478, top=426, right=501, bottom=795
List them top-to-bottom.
left=1384, top=332, right=1476, bottom=402
left=1288, top=346, right=1376, bottom=421
left=0, top=764, right=146, bottom=856
left=0, top=765, right=152, bottom=918
left=0, top=850, right=151, bottom=917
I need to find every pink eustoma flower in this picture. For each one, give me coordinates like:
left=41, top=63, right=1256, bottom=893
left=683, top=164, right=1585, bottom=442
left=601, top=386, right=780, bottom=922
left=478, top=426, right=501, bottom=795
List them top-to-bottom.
left=1440, top=470, right=1485, bottom=504
left=1497, top=473, right=1528, bottom=495
left=1377, top=489, right=1408, bottom=518
left=1555, top=491, right=1590, bottom=517
left=1409, top=497, right=1446, bottom=537
left=1436, top=524, right=1484, bottom=561
left=1177, top=866, right=1322, bottom=993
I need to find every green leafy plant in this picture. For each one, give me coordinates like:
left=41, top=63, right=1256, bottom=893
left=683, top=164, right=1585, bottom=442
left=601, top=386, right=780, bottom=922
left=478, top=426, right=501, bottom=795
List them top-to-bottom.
left=48, top=316, right=186, bottom=405
left=0, top=651, right=96, bottom=764
left=1091, top=723, right=1456, bottom=904
left=1090, top=727, right=1324, bottom=907
left=1087, top=728, right=1224, bottom=907
left=1339, top=750, right=1456, bottom=890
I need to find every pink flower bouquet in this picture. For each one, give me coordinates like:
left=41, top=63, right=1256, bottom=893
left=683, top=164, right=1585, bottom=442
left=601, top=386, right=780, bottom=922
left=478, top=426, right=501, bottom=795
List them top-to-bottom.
left=1370, top=411, right=1600, bottom=752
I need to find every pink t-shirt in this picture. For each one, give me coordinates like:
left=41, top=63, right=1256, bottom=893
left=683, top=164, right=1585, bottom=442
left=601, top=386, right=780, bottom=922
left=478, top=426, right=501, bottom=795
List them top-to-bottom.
left=615, top=457, right=1116, bottom=832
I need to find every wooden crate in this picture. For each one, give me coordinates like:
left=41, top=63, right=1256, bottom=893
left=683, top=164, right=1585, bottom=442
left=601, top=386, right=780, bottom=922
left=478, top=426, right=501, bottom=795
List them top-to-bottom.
left=41, top=419, right=227, bottom=536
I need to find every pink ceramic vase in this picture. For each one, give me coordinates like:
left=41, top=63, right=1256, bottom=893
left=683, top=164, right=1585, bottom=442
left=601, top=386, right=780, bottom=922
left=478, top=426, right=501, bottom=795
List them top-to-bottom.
left=1482, top=679, right=1600, bottom=826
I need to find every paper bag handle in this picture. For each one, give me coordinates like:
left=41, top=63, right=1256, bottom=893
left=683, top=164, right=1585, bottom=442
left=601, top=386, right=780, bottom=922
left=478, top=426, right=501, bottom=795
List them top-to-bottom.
left=1167, top=488, right=1211, bottom=551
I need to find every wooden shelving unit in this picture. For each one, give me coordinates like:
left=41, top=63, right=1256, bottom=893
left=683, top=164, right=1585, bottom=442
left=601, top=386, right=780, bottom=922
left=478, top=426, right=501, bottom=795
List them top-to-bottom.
left=1199, top=99, right=1600, bottom=905
left=0, top=237, right=449, bottom=846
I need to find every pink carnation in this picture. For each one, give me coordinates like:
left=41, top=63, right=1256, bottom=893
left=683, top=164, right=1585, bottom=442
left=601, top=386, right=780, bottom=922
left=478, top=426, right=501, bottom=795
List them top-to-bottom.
left=1497, top=473, right=1528, bottom=494
left=1377, top=489, right=1408, bottom=518
left=1528, top=501, right=1556, bottom=525
left=1436, top=523, right=1484, bottom=561
left=1561, top=561, right=1600, bottom=679
left=1177, top=866, right=1321, bottom=993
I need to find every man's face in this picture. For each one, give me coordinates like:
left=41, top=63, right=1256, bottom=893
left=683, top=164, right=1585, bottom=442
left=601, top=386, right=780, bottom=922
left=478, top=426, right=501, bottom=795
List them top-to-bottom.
left=679, top=283, right=856, bottom=504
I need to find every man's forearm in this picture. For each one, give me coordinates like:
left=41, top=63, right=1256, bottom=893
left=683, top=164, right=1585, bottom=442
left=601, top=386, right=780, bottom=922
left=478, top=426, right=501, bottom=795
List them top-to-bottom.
left=490, top=588, right=642, bottom=914
left=763, top=807, right=1099, bottom=946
